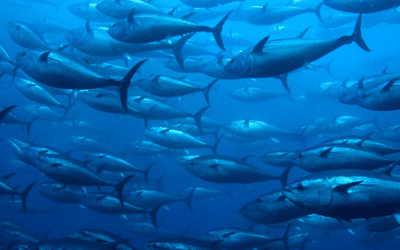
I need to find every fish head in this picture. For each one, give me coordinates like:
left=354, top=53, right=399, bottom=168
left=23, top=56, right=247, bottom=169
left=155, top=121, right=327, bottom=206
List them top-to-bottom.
left=96, top=0, right=114, bottom=16
left=67, top=3, right=86, bottom=17
left=7, top=21, right=24, bottom=37
left=108, top=21, right=127, bottom=41
left=65, top=28, right=86, bottom=45
left=15, top=51, right=38, bottom=73
left=224, top=52, right=252, bottom=76
left=339, top=90, right=362, bottom=105
left=283, top=179, right=333, bottom=210
left=203, top=229, right=235, bottom=242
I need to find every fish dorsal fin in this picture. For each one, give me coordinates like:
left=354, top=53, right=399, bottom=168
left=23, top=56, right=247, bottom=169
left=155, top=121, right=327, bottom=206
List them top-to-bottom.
left=262, top=2, right=269, bottom=12
left=128, top=8, right=135, bottom=23
left=85, top=19, right=91, bottom=33
left=296, top=25, right=312, bottom=39
left=252, top=36, right=269, bottom=54
left=39, top=51, right=50, bottom=63
left=382, top=65, right=388, bottom=75
left=152, top=75, right=161, bottom=82
left=357, top=77, right=364, bottom=90
left=341, top=78, right=349, bottom=87
left=381, top=78, right=397, bottom=92
left=244, top=117, right=251, bottom=127
left=355, top=138, right=366, bottom=147
left=319, top=147, right=333, bottom=158
left=240, top=155, right=254, bottom=162
left=51, top=163, right=62, bottom=168
left=333, top=181, right=363, bottom=193
left=96, top=195, right=107, bottom=201
left=276, top=195, right=286, bottom=201
left=222, top=232, right=236, bottom=237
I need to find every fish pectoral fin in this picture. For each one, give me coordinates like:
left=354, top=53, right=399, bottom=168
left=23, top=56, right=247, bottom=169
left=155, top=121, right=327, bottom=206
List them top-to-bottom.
left=319, top=147, right=333, bottom=158
left=51, top=163, right=62, bottom=168
left=209, top=163, right=221, bottom=170
left=333, top=181, right=363, bottom=193
left=96, top=195, right=107, bottom=201
left=276, top=195, right=286, bottom=202
left=393, top=213, right=400, bottom=225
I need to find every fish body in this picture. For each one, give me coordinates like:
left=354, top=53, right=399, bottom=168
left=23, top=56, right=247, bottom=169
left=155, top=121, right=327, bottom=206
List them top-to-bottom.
left=96, top=0, right=164, bottom=19
left=324, top=0, right=400, bottom=13
left=108, top=10, right=232, bottom=50
left=7, top=21, right=49, bottom=50
left=295, top=145, right=394, bottom=173
left=180, top=155, right=281, bottom=184
left=283, top=169, right=400, bottom=220
left=239, top=189, right=308, bottom=224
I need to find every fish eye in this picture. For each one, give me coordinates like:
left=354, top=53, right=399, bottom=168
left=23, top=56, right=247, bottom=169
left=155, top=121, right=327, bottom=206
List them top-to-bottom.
left=297, top=183, right=305, bottom=191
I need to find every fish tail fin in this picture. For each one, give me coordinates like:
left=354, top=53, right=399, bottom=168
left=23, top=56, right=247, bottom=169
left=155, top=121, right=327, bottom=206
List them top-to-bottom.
left=53, top=1, right=64, bottom=12
left=314, top=2, right=324, bottom=23
left=212, top=10, right=233, bottom=51
left=351, top=14, right=371, bottom=52
left=172, top=33, right=195, bottom=70
left=119, top=59, right=147, bottom=110
left=325, top=59, right=334, bottom=76
left=12, top=65, right=20, bottom=81
left=202, top=79, right=218, bottom=105
left=68, top=90, right=76, bottom=106
left=62, top=102, right=75, bottom=119
left=143, top=104, right=158, bottom=129
left=0, top=105, right=17, bottom=123
left=192, top=105, right=209, bottom=133
left=371, top=114, right=379, bottom=128
left=25, top=117, right=38, bottom=137
left=210, top=135, right=222, bottom=155
left=142, top=162, right=155, bottom=185
left=279, top=166, right=292, bottom=187
left=156, top=172, right=166, bottom=190
left=114, top=175, right=134, bottom=206
left=19, top=181, right=37, bottom=214
left=226, top=185, right=234, bottom=201
left=184, top=186, right=196, bottom=212
left=149, top=204, right=163, bottom=229
left=281, top=222, right=291, bottom=250
left=298, top=233, right=310, bottom=250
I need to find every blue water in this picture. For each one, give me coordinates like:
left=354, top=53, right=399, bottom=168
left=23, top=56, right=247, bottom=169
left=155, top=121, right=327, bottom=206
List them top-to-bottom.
left=2, top=0, right=400, bottom=250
